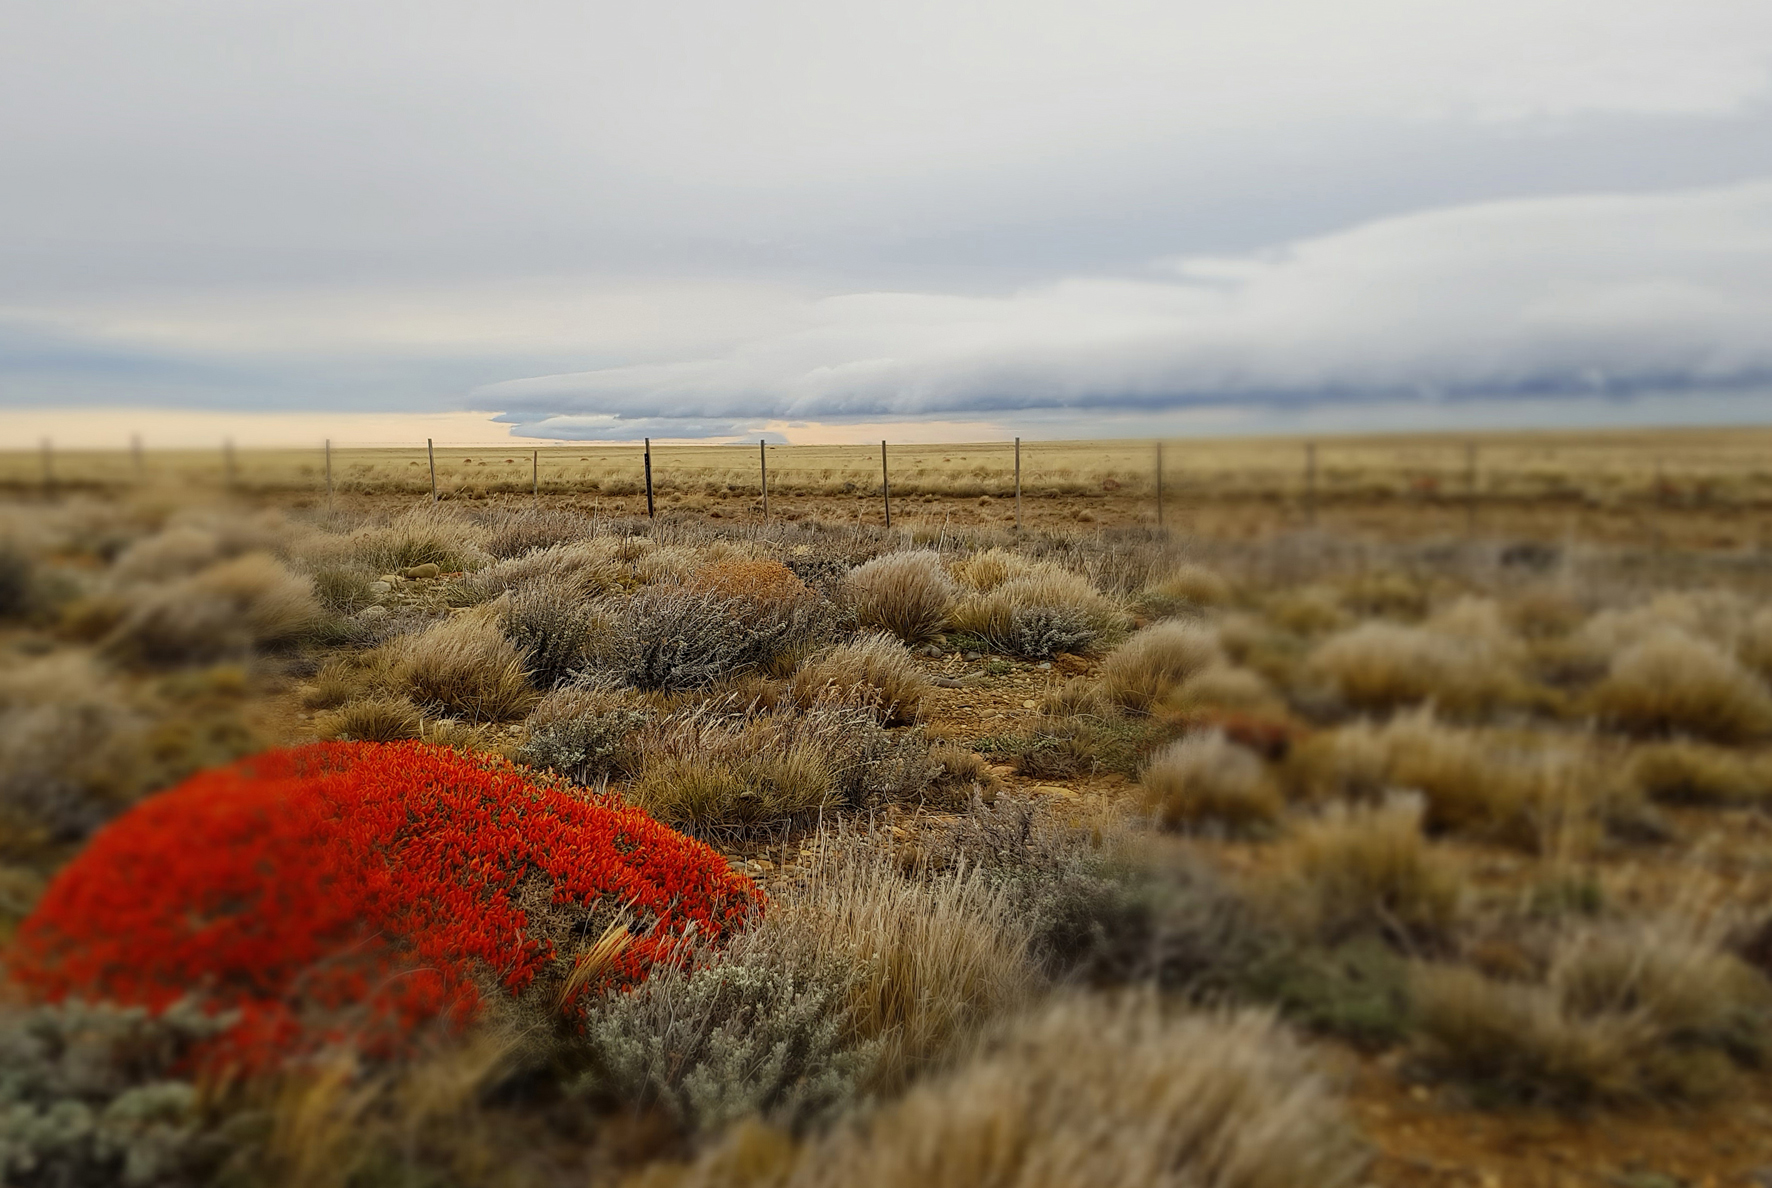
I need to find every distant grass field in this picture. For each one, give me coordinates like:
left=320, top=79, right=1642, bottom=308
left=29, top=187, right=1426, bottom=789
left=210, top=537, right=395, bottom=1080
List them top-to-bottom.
left=6, top=426, right=1772, bottom=545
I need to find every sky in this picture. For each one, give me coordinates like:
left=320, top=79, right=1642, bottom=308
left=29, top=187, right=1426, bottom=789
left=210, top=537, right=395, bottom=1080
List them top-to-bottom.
left=3, top=0, right=1771, bottom=446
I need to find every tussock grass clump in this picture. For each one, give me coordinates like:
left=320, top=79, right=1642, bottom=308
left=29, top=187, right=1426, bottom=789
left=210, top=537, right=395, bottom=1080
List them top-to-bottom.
left=483, top=508, right=592, bottom=559
left=346, top=509, right=490, bottom=575
left=109, top=526, right=227, bottom=583
left=464, top=539, right=625, bottom=603
left=0, top=544, right=35, bottom=619
left=949, top=546, right=1039, bottom=592
left=843, top=552, right=955, bottom=644
left=107, top=554, right=323, bottom=666
left=1148, top=561, right=1233, bottom=608
left=309, top=566, right=379, bottom=614
left=949, top=566, right=1128, bottom=658
left=605, top=576, right=837, bottom=692
left=503, top=582, right=609, bottom=690
left=1738, top=606, right=1772, bottom=682
left=387, top=610, right=537, bottom=723
left=1308, top=612, right=1521, bottom=718
left=1098, top=621, right=1224, bottom=714
left=1590, top=628, right=1772, bottom=743
left=790, top=633, right=928, bottom=725
left=0, top=656, right=144, bottom=842
left=1166, top=665, right=1281, bottom=714
left=316, top=696, right=422, bottom=742
left=628, top=711, right=848, bottom=832
left=1140, top=731, right=1279, bottom=835
left=1628, top=740, right=1772, bottom=806
left=926, top=743, right=1000, bottom=805
left=1283, top=795, right=1461, bottom=945
left=1413, top=916, right=1771, bottom=1105
left=640, top=996, right=1363, bottom=1188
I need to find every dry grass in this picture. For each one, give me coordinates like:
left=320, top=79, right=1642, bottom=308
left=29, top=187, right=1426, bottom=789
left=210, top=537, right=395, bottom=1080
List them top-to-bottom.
left=342, top=507, right=491, bottom=576
left=843, top=552, right=955, bottom=643
left=107, top=553, right=323, bottom=666
left=1148, top=561, right=1234, bottom=608
left=947, top=565, right=1128, bottom=658
left=386, top=609, right=537, bottom=723
left=1308, top=610, right=1521, bottom=719
left=1097, top=621, right=1224, bottom=713
left=1589, top=628, right=1772, bottom=743
left=790, top=633, right=929, bottom=725
left=1166, top=665, right=1282, bottom=715
left=315, top=696, right=423, bottom=742
left=627, top=710, right=859, bottom=832
left=1140, top=731, right=1279, bottom=836
left=1627, top=740, right=1772, bottom=807
left=925, top=743, right=1000, bottom=806
left=1281, top=794, right=1462, bottom=945
left=1413, top=915, right=1770, bottom=1105
left=639, top=996, right=1364, bottom=1188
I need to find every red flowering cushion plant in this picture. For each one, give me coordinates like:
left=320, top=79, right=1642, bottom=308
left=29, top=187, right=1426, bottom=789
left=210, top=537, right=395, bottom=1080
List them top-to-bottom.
left=6, top=741, right=761, bottom=1070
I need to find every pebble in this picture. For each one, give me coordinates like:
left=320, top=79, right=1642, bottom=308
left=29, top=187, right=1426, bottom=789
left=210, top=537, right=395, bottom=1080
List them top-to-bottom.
left=401, top=562, right=441, bottom=580
left=379, top=574, right=402, bottom=585
left=368, top=581, right=391, bottom=596
left=357, top=605, right=388, bottom=621
left=964, top=650, right=983, bottom=661
left=1037, top=661, right=1052, bottom=670
left=1021, top=699, right=1037, bottom=709
left=1029, top=784, right=1076, bottom=798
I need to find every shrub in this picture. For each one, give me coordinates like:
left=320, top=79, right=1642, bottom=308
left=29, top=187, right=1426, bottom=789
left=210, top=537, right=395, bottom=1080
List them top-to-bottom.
left=483, top=509, right=592, bottom=559
left=347, top=510, right=488, bottom=575
left=110, top=527, right=225, bottom=584
left=463, top=539, right=624, bottom=603
left=0, top=544, right=35, bottom=619
left=949, top=547, right=1038, bottom=592
left=843, top=552, right=954, bottom=643
left=107, top=554, right=324, bottom=666
left=1148, top=561, right=1233, bottom=607
left=600, top=565, right=835, bottom=692
left=310, top=566, right=379, bottom=614
left=503, top=583, right=607, bottom=689
left=1002, top=604, right=1097, bottom=658
left=388, top=610, right=537, bottom=723
left=1308, top=618, right=1519, bottom=717
left=1098, top=621, right=1224, bottom=713
left=1590, top=629, right=1772, bottom=743
left=788, top=633, right=928, bottom=725
left=0, top=657, right=144, bottom=844
left=1167, top=665, right=1280, bottom=714
left=518, top=684, right=651, bottom=784
left=316, top=696, right=422, bottom=742
left=627, top=711, right=859, bottom=833
left=984, top=714, right=1166, bottom=781
left=1140, top=732, right=1278, bottom=835
left=1628, top=740, right=1772, bottom=806
left=9, top=743, right=760, bottom=1069
left=925, top=744, right=1000, bottom=805
left=1282, top=795, right=1461, bottom=945
left=1413, top=916, right=1770, bottom=1105
left=638, top=996, right=1364, bottom=1188
left=0, top=998, right=234, bottom=1187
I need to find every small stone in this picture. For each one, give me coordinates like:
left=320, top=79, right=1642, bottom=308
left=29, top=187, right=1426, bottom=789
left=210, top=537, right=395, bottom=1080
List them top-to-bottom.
left=402, top=562, right=441, bottom=580
left=379, top=574, right=402, bottom=585
left=367, top=581, right=391, bottom=596
left=356, top=605, right=388, bottom=621
left=914, top=643, right=943, bottom=658
left=964, top=650, right=983, bottom=661
left=1037, top=661, right=1052, bottom=670
left=1021, top=699, right=1037, bottom=710
left=1029, top=784, right=1076, bottom=798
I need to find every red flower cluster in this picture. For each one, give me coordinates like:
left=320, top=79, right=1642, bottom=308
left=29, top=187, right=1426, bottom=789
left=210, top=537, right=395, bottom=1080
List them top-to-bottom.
left=7, top=742, right=760, bottom=1067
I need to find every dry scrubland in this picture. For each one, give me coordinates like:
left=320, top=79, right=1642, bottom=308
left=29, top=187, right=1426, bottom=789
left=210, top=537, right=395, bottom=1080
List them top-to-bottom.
left=5, top=434, right=1772, bottom=1185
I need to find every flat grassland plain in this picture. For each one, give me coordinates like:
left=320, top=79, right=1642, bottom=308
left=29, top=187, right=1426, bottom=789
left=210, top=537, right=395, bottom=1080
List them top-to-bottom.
left=5, top=426, right=1772, bottom=1186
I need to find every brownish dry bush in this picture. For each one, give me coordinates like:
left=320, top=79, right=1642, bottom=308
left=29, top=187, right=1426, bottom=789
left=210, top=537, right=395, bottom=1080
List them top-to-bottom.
left=843, top=552, right=955, bottom=644
left=107, top=553, right=324, bottom=666
left=1147, top=561, right=1233, bottom=608
left=948, top=565, right=1127, bottom=658
left=1308, top=607, right=1522, bottom=718
left=1097, top=620, right=1224, bottom=713
left=1589, top=628, right=1772, bottom=743
left=790, top=633, right=929, bottom=725
left=316, top=696, right=423, bottom=742
left=1140, top=731, right=1279, bottom=835
left=1627, top=740, right=1772, bottom=806
left=1280, top=794, right=1461, bottom=945
left=637, top=995, right=1364, bottom=1188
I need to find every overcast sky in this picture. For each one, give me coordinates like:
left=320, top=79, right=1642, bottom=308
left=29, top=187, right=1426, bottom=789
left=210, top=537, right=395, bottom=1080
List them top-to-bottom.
left=4, top=1, right=1771, bottom=443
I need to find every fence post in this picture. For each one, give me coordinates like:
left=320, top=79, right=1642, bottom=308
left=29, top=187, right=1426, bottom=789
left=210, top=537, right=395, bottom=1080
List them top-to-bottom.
left=131, top=433, right=144, bottom=481
left=1014, top=437, right=1022, bottom=532
left=40, top=438, right=53, bottom=498
left=223, top=438, right=236, bottom=492
left=427, top=438, right=438, bottom=502
left=644, top=438, right=655, bottom=518
left=325, top=439, right=334, bottom=510
left=760, top=439, right=769, bottom=521
left=881, top=440, right=891, bottom=530
left=1155, top=440, right=1164, bottom=528
left=1304, top=441, right=1317, bottom=526
left=1464, top=441, right=1477, bottom=538
left=532, top=449, right=539, bottom=505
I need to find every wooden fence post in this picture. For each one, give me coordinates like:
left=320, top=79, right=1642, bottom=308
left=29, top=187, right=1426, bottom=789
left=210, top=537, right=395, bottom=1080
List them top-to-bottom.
left=130, top=433, right=143, bottom=481
left=1014, top=437, right=1022, bottom=532
left=427, top=438, right=438, bottom=502
left=644, top=438, right=655, bottom=518
left=325, top=439, right=334, bottom=510
left=760, top=439, right=769, bottom=521
left=881, top=440, right=891, bottom=529
left=1155, top=440, right=1164, bottom=528
left=1304, top=441, right=1317, bottom=526
left=1464, top=441, right=1477, bottom=538
left=532, top=449, right=539, bottom=505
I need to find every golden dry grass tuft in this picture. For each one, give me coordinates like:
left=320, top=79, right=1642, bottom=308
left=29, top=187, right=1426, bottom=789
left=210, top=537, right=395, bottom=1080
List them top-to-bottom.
left=843, top=552, right=955, bottom=643
left=107, top=553, right=324, bottom=666
left=1149, top=561, right=1234, bottom=607
left=947, top=564, right=1127, bottom=657
left=1308, top=607, right=1522, bottom=719
left=387, top=609, right=538, bottom=723
left=1097, top=620, right=1224, bottom=713
left=1589, top=628, right=1772, bottom=743
left=789, top=633, right=929, bottom=725
left=316, top=696, right=423, bottom=742
left=627, top=710, right=854, bottom=832
left=1140, top=731, right=1279, bottom=835
left=1627, top=740, right=1772, bottom=806
left=1282, top=794, right=1462, bottom=944
left=1413, top=915, right=1771, bottom=1105
left=637, top=996, right=1364, bottom=1188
